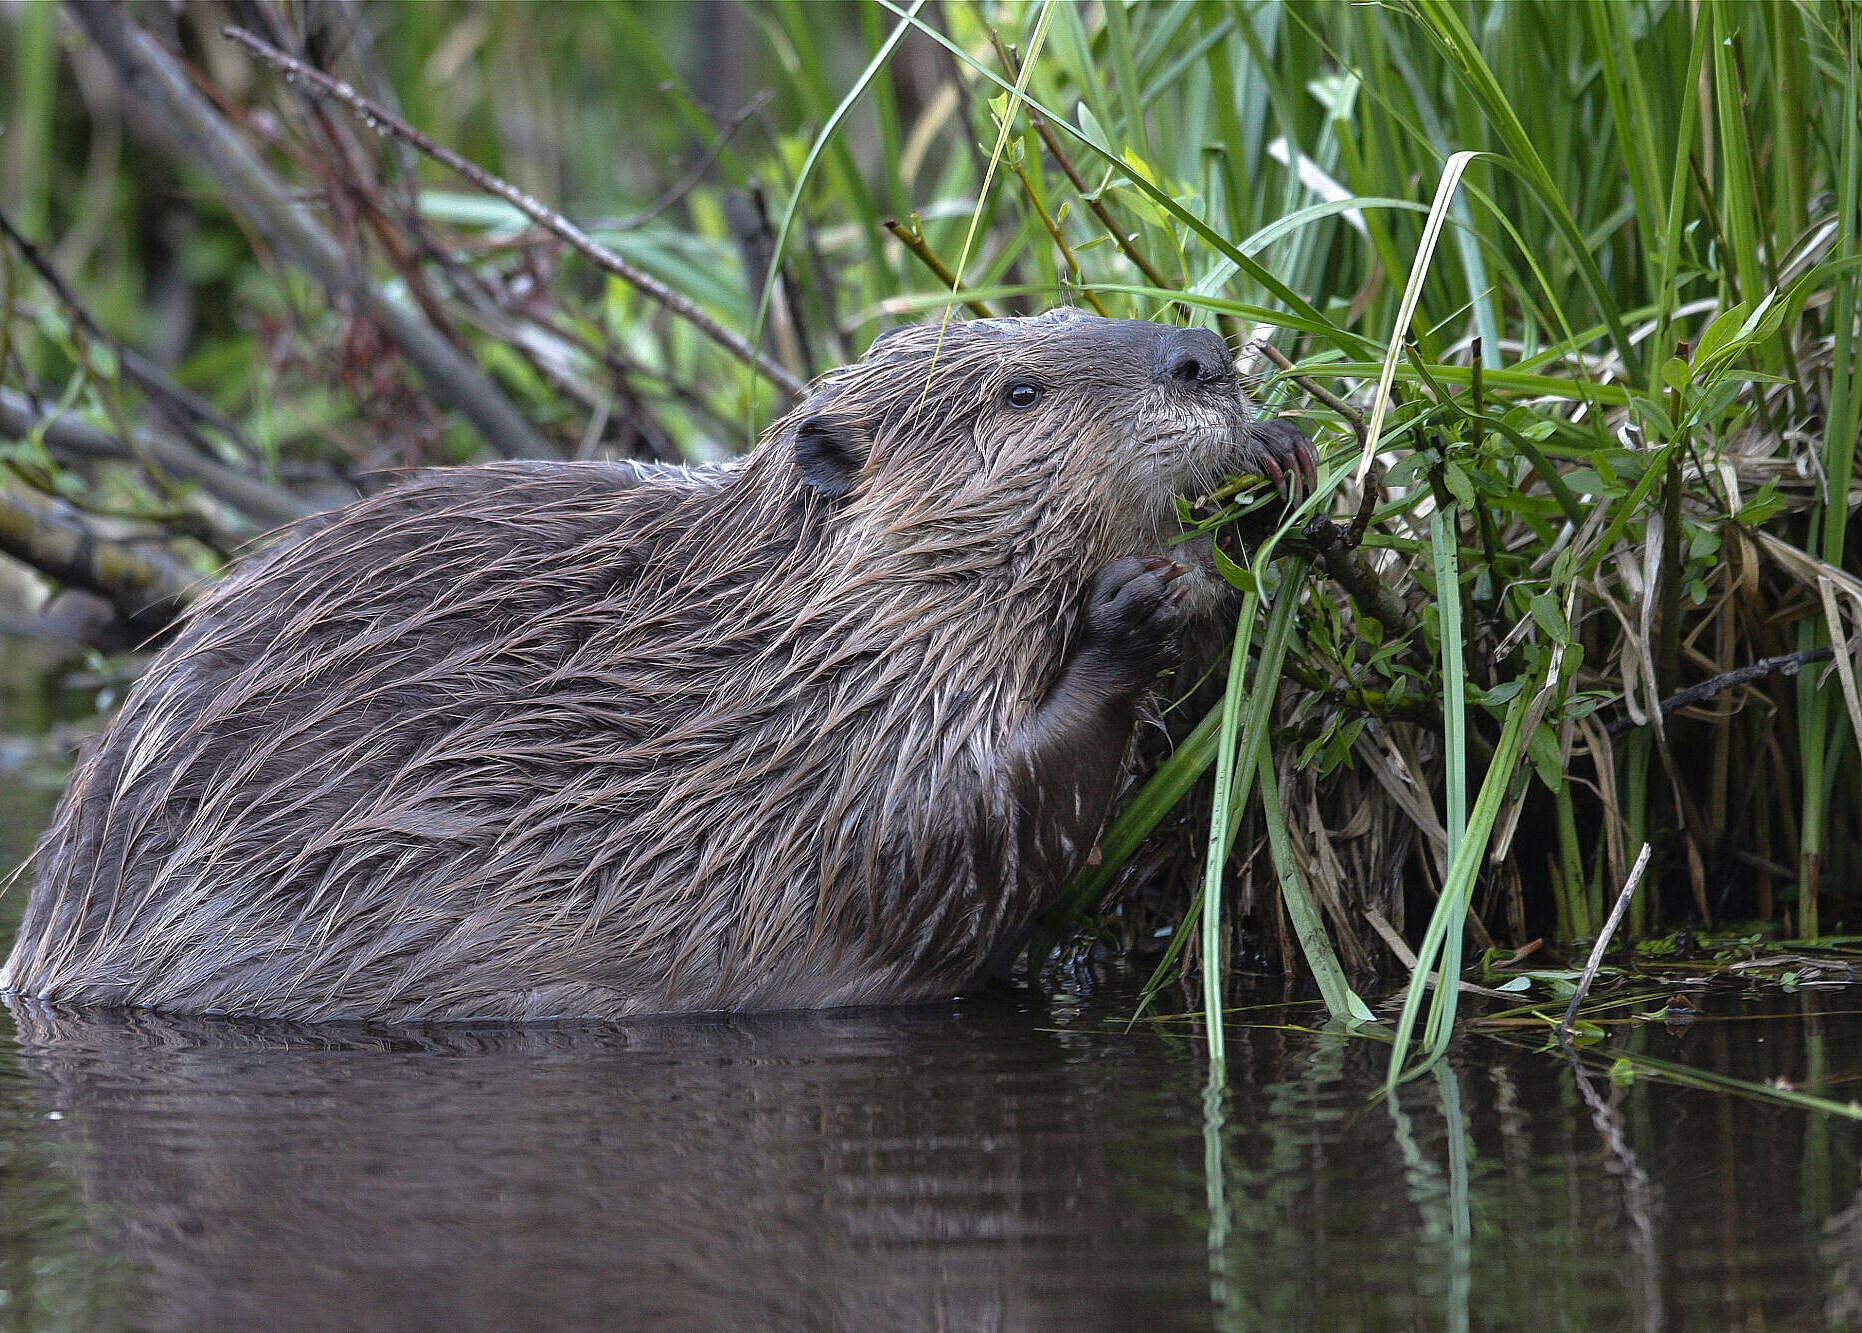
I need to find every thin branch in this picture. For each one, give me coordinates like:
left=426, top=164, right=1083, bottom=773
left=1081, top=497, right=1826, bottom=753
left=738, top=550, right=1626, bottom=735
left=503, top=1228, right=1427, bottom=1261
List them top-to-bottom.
left=68, top=2, right=552, bottom=461
left=221, top=24, right=808, bottom=402
left=1002, top=156, right=1110, bottom=316
left=881, top=217, right=995, bottom=316
left=1252, top=340, right=1387, bottom=549
left=1253, top=341, right=1366, bottom=440
left=1244, top=342, right=1409, bottom=640
left=1257, top=342, right=1380, bottom=545
left=0, top=387, right=317, bottom=530
left=1315, top=545, right=1414, bottom=645
left=1604, top=647, right=1837, bottom=736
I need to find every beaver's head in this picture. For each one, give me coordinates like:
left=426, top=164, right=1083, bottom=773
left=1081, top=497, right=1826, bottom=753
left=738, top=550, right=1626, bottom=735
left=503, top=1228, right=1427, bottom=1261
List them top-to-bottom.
left=778, top=309, right=1301, bottom=610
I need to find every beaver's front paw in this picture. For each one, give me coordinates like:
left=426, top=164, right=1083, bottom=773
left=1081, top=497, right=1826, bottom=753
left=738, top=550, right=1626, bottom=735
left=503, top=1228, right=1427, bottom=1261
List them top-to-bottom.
left=1246, top=418, right=1319, bottom=494
left=1079, top=555, right=1186, bottom=690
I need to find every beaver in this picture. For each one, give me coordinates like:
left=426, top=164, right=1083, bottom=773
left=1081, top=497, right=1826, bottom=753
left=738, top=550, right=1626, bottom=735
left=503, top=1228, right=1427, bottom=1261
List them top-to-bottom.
left=2, top=310, right=1314, bottom=1022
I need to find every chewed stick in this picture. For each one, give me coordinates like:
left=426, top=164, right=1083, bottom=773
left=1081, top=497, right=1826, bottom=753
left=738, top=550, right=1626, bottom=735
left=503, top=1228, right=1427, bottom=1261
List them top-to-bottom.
left=1558, top=842, right=1653, bottom=1042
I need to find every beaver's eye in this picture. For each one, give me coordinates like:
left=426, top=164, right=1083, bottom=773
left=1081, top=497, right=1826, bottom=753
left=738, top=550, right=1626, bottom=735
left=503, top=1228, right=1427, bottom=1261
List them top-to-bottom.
left=1003, top=379, right=1044, bottom=410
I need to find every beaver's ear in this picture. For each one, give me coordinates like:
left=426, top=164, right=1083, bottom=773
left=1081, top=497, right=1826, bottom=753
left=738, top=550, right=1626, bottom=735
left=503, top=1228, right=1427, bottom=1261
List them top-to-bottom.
left=866, top=323, right=924, bottom=355
left=794, top=414, right=871, bottom=500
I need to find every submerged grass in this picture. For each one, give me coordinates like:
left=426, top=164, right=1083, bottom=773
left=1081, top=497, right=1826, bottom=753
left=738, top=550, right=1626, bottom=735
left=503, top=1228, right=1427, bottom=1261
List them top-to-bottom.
left=3, top=1, right=1860, bottom=1078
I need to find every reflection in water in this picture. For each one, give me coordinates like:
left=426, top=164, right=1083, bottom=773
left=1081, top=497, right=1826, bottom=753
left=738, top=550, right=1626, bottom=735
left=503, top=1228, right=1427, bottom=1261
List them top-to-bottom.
left=2, top=989, right=1860, bottom=1329
left=5, top=995, right=1196, bottom=1330
left=1564, top=1046, right=1660, bottom=1330
left=1385, top=1066, right=1473, bottom=1333
left=1826, top=1165, right=1862, bottom=1327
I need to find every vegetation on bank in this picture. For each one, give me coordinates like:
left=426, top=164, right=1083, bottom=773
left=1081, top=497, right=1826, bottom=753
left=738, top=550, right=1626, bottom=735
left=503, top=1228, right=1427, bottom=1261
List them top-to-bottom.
left=2, top=1, right=1859, bottom=1069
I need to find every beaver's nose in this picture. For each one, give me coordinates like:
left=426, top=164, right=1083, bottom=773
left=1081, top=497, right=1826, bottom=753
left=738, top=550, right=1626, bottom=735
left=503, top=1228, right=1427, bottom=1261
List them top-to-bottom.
left=1155, top=327, right=1234, bottom=388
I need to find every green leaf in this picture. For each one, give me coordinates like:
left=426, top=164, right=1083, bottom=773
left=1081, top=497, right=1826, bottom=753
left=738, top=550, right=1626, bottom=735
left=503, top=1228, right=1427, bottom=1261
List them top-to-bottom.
left=1442, top=461, right=1477, bottom=508
left=1736, top=480, right=1787, bottom=525
left=1528, top=593, right=1568, bottom=639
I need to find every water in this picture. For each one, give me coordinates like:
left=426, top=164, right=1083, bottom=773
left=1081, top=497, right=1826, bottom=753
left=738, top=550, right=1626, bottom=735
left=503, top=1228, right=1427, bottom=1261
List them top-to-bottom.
left=4, top=702, right=1861, bottom=1328
left=3, top=984, right=1859, bottom=1330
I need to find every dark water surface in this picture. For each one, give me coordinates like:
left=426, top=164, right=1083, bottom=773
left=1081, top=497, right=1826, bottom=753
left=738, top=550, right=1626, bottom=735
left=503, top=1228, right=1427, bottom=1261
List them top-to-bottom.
left=4, top=710, right=1862, bottom=1329
left=4, top=979, right=1861, bottom=1330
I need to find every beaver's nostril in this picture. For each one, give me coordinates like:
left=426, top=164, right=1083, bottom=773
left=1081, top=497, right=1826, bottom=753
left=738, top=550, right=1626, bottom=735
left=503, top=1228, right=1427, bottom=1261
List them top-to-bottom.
left=1156, top=328, right=1233, bottom=388
left=1168, top=352, right=1207, bottom=383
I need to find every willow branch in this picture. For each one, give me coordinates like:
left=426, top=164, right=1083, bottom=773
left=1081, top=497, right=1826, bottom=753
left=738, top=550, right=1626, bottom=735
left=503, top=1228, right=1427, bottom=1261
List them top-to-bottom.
left=67, top=2, right=552, bottom=461
left=221, top=25, right=808, bottom=402
left=991, top=32, right=1178, bottom=304
left=881, top=218, right=994, bottom=317
left=1253, top=342, right=1367, bottom=441
left=1242, top=344, right=1407, bottom=639
left=1315, top=544, right=1413, bottom=644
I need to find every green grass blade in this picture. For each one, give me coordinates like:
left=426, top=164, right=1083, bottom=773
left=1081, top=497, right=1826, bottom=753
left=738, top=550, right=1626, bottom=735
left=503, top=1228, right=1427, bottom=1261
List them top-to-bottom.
left=754, top=0, right=929, bottom=387
left=872, top=0, right=1371, bottom=357
left=1408, top=0, right=1639, bottom=382
left=1585, top=1, right=1671, bottom=262
left=1709, top=6, right=1767, bottom=309
left=1821, top=11, right=1862, bottom=573
left=1356, top=149, right=1483, bottom=480
left=1432, top=506, right=1467, bottom=856
left=1198, top=587, right=1261, bottom=1064
left=1384, top=671, right=1539, bottom=1094
left=1037, top=699, right=1223, bottom=950
left=1257, top=744, right=1374, bottom=1025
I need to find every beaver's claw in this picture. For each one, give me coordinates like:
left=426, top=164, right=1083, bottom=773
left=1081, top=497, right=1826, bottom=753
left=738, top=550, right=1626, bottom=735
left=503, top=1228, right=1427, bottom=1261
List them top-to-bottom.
left=1248, top=419, right=1319, bottom=495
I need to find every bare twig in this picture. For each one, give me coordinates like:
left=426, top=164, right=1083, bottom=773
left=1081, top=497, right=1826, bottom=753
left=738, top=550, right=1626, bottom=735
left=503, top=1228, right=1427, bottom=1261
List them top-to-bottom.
left=68, top=3, right=551, bottom=461
left=221, top=25, right=808, bottom=402
left=615, top=92, right=774, bottom=232
left=881, top=217, right=995, bottom=317
left=1604, top=647, right=1836, bottom=736
left=1559, top=842, right=1653, bottom=1041
left=1363, top=909, right=1517, bottom=1000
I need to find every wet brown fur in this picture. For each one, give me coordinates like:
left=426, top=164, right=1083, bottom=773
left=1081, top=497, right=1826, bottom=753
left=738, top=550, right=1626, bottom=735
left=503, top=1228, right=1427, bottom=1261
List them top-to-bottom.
left=3, top=311, right=1296, bottom=1021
